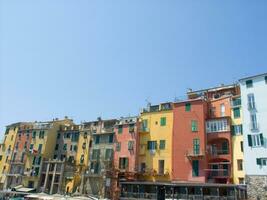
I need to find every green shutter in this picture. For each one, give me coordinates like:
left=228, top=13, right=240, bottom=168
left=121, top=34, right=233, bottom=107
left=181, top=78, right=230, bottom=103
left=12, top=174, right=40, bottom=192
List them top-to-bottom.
left=185, top=103, right=191, bottom=112
left=233, top=108, right=240, bottom=118
left=160, top=117, right=166, bottom=126
left=260, top=133, right=264, bottom=146
left=248, top=135, right=252, bottom=147
left=256, top=158, right=262, bottom=165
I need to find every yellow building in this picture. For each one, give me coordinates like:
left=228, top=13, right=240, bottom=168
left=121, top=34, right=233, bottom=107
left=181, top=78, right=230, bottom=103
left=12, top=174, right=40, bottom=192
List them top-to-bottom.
left=231, top=96, right=245, bottom=184
left=138, top=102, right=173, bottom=182
left=23, top=118, right=74, bottom=189
left=0, top=122, right=30, bottom=189
left=64, top=125, right=91, bottom=194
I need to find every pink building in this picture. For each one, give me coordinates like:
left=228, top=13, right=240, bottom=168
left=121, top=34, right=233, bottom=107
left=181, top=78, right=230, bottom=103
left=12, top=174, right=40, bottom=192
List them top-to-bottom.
left=111, top=116, right=139, bottom=199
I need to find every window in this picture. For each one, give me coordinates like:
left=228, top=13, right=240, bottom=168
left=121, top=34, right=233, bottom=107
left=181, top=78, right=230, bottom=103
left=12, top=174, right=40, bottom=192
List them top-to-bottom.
left=265, top=76, right=267, bottom=84
left=246, top=80, right=253, bottom=88
left=247, top=94, right=256, bottom=110
left=232, top=97, right=241, bottom=107
left=185, top=103, right=191, bottom=112
left=220, top=104, right=225, bottom=117
left=233, top=108, right=240, bottom=119
left=250, top=113, right=258, bottom=130
left=160, top=117, right=166, bottom=126
left=142, top=119, right=148, bottom=131
left=206, top=119, right=229, bottom=133
left=191, top=120, right=198, bottom=132
left=129, top=124, right=135, bottom=133
left=118, top=125, right=123, bottom=134
left=231, top=125, right=243, bottom=135
left=39, top=130, right=45, bottom=139
left=32, top=131, right=36, bottom=139
left=71, top=132, right=79, bottom=142
left=84, top=132, right=88, bottom=139
left=57, top=133, right=60, bottom=139
left=109, top=134, right=114, bottom=143
left=248, top=134, right=264, bottom=147
left=95, top=135, right=100, bottom=144
left=193, top=139, right=200, bottom=155
left=159, top=140, right=166, bottom=150
left=128, top=141, right=134, bottom=150
left=147, top=141, right=157, bottom=150
left=240, top=141, right=243, bottom=152
left=116, top=142, right=121, bottom=151
left=30, top=144, right=34, bottom=150
left=38, top=144, right=42, bottom=153
left=55, top=144, right=59, bottom=151
left=63, top=144, right=67, bottom=151
left=70, top=145, right=73, bottom=151
left=73, top=145, right=77, bottom=152
left=92, top=149, right=100, bottom=160
left=105, top=149, right=113, bottom=160
left=0, top=155, right=2, bottom=161
left=53, top=155, right=57, bottom=159
left=80, top=155, right=84, bottom=164
left=119, top=157, right=129, bottom=170
left=256, top=158, right=267, bottom=166
left=237, top=159, right=243, bottom=171
left=158, top=160, right=164, bottom=175
left=192, top=160, right=199, bottom=176
left=141, top=163, right=146, bottom=172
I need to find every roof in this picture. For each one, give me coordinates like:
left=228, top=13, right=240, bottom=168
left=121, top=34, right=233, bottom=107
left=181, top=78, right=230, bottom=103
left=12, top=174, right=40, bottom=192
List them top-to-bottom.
left=239, top=72, right=267, bottom=82
left=187, top=84, right=236, bottom=95
left=174, top=97, right=206, bottom=104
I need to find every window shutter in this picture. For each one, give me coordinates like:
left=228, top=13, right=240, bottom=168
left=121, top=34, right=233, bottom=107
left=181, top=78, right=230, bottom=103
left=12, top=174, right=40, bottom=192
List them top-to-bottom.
left=260, top=133, right=264, bottom=146
left=248, top=135, right=252, bottom=147
left=256, top=158, right=262, bottom=165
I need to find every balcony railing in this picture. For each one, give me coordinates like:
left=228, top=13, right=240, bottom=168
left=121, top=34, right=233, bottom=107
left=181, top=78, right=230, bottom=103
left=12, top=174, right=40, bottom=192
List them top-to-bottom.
left=186, top=149, right=205, bottom=160
left=209, top=149, right=229, bottom=156
left=208, top=170, right=230, bottom=177
left=121, top=192, right=157, bottom=199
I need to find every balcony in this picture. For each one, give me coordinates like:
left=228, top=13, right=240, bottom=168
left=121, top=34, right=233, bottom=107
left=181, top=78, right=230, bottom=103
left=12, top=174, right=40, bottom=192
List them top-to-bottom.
left=139, top=127, right=149, bottom=133
left=186, top=149, right=205, bottom=160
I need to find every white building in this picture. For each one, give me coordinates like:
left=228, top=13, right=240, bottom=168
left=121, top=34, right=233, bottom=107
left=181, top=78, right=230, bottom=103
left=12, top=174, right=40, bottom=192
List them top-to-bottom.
left=239, top=73, right=267, bottom=199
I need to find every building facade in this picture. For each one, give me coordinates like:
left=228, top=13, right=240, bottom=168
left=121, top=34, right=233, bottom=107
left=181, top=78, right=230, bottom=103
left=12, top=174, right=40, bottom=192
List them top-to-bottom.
left=239, top=73, right=267, bottom=199
left=231, top=95, right=245, bottom=184
left=172, top=98, right=208, bottom=183
left=138, top=102, right=173, bottom=182
left=111, top=116, right=139, bottom=199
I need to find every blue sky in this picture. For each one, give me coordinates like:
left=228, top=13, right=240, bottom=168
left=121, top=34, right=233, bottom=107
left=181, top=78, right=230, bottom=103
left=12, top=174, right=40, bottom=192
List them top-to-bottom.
left=0, top=0, right=266, bottom=138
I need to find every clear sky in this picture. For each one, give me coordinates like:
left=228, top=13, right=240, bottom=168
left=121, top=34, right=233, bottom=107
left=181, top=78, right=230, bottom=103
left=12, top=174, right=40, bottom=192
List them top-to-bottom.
left=0, top=0, right=266, bottom=138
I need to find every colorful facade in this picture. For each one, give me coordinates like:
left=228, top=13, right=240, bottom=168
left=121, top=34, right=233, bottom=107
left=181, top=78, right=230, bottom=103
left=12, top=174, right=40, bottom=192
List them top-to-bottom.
left=1, top=72, right=267, bottom=199
left=239, top=73, right=267, bottom=199
left=231, top=95, right=245, bottom=184
left=172, top=99, right=208, bottom=182
left=138, top=102, right=173, bottom=182
left=111, top=117, right=139, bottom=199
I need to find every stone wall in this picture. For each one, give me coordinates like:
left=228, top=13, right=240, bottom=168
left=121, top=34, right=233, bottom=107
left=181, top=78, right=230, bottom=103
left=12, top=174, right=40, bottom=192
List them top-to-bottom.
left=246, top=175, right=267, bottom=200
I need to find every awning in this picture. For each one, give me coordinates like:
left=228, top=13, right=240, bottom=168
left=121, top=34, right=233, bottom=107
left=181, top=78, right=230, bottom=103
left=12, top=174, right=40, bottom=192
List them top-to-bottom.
left=16, top=187, right=36, bottom=192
